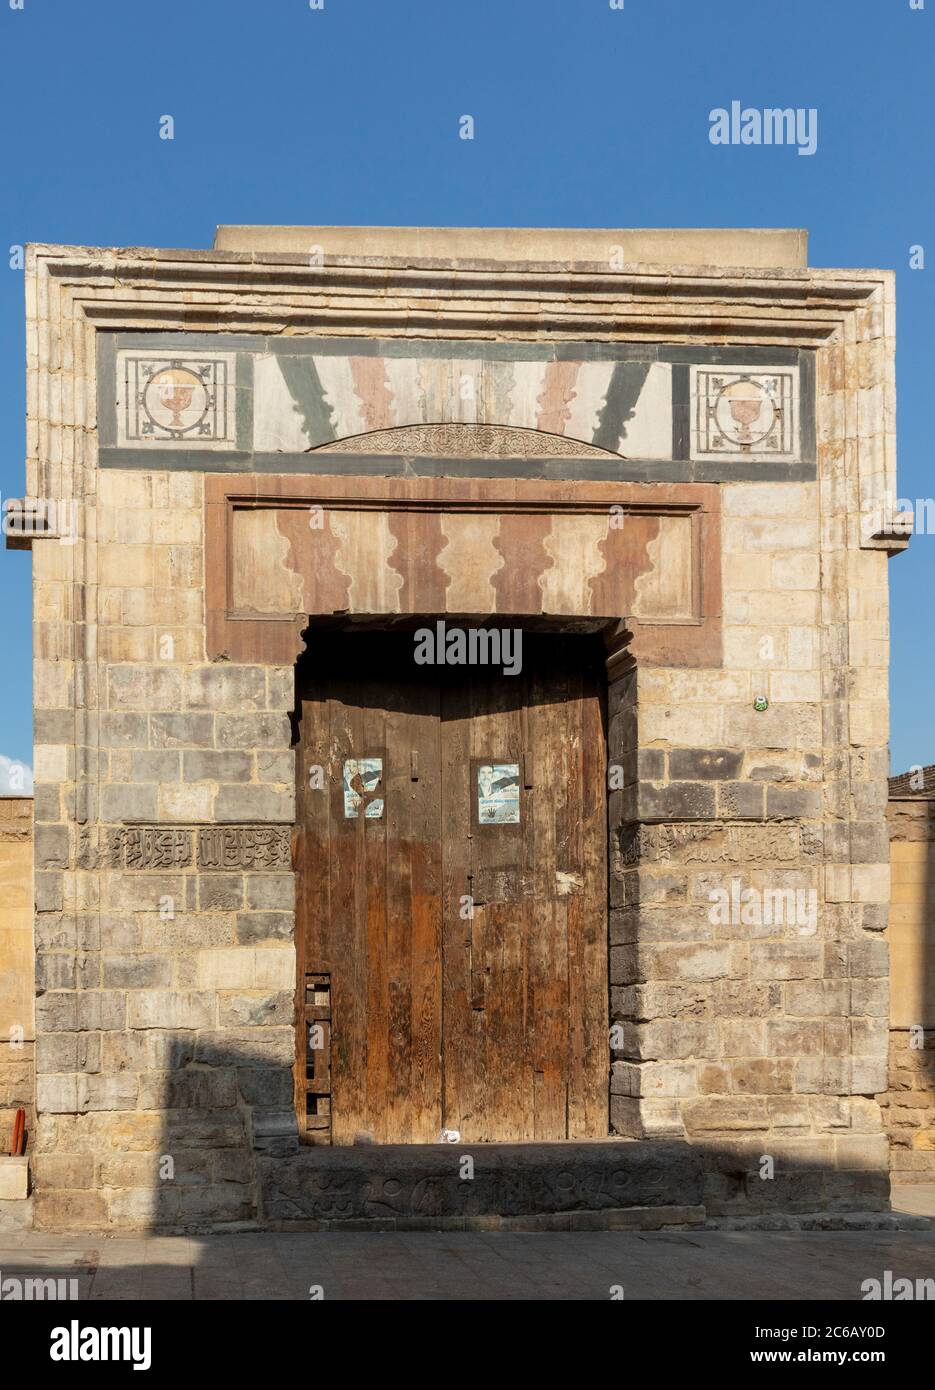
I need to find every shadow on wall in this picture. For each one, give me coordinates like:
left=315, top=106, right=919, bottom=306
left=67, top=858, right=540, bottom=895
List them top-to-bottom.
left=27, top=1027, right=892, bottom=1235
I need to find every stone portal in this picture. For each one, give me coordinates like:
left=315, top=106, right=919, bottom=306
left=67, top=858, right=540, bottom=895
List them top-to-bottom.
left=11, top=227, right=904, bottom=1230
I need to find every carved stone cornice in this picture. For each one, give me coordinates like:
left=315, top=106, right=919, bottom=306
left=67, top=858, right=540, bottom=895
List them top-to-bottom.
left=33, top=244, right=884, bottom=344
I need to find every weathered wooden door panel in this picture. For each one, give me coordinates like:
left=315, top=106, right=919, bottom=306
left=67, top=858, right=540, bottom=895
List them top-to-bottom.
left=297, top=631, right=608, bottom=1144
left=297, top=635, right=442, bottom=1143
left=440, top=636, right=608, bottom=1142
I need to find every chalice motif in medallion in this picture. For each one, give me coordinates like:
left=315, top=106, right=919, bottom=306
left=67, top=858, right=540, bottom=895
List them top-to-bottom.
left=142, top=363, right=209, bottom=435
left=713, top=376, right=778, bottom=448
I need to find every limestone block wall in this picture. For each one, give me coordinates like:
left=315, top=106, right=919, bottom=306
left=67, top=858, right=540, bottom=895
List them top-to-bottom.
left=32, top=470, right=297, bottom=1229
left=607, top=475, right=891, bottom=1208
left=0, top=798, right=34, bottom=1153
left=880, top=798, right=935, bottom=1181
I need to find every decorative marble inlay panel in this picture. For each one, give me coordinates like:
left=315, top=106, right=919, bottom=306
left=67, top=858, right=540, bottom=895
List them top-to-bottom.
left=100, top=335, right=815, bottom=479
left=115, top=351, right=237, bottom=447
left=253, top=351, right=673, bottom=459
left=690, top=366, right=798, bottom=462
left=207, top=474, right=722, bottom=666
left=228, top=503, right=697, bottom=623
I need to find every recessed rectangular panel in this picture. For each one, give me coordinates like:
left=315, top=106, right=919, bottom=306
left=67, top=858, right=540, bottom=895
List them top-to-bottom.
left=115, top=349, right=238, bottom=449
left=690, top=364, right=799, bottom=463
left=228, top=502, right=700, bottom=623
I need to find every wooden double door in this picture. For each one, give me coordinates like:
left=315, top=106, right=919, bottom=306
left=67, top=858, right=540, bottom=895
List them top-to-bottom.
left=295, top=630, right=609, bottom=1144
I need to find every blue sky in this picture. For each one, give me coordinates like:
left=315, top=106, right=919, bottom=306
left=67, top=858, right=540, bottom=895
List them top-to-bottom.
left=0, top=0, right=932, bottom=775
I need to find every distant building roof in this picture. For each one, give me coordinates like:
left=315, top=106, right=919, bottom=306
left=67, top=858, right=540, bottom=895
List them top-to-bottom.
left=889, top=766, right=935, bottom=797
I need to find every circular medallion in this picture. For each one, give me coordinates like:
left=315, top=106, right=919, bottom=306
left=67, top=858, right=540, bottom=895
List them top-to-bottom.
left=142, top=364, right=209, bottom=436
left=713, top=377, right=777, bottom=447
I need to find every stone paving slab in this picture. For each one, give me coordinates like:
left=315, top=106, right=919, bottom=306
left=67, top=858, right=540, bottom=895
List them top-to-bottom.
left=0, top=1226, right=932, bottom=1300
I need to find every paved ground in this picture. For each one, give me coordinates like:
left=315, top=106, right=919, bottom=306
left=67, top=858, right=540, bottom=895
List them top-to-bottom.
left=0, top=1190, right=932, bottom=1301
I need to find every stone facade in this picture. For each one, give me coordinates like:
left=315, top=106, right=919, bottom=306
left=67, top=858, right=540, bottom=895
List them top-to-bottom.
left=11, top=228, right=906, bottom=1230
left=880, top=796, right=935, bottom=1182
left=0, top=798, right=35, bottom=1161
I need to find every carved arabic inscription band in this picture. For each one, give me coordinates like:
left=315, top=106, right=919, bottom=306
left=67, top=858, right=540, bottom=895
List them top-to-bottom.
left=107, top=826, right=292, bottom=871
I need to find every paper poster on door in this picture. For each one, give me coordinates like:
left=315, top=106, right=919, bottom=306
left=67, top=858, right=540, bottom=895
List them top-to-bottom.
left=343, top=758, right=384, bottom=819
left=478, top=763, right=520, bottom=824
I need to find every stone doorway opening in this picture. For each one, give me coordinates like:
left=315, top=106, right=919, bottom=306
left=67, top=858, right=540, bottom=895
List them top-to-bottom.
left=292, top=624, right=612, bottom=1145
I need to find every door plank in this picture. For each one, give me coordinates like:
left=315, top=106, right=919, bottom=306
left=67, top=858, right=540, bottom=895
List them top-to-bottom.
left=528, top=646, right=571, bottom=1140
left=573, top=648, right=610, bottom=1137
left=440, top=673, right=475, bottom=1136
left=411, top=690, right=444, bottom=1144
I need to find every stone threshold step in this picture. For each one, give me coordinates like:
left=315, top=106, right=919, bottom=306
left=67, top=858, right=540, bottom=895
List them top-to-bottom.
left=258, top=1139, right=706, bottom=1226
left=263, top=1205, right=705, bottom=1233
left=706, top=1211, right=932, bottom=1232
